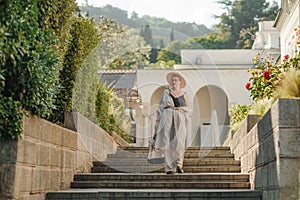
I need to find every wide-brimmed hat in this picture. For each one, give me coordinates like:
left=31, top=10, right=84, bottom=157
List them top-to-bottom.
left=166, top=72, right=186, bottom=88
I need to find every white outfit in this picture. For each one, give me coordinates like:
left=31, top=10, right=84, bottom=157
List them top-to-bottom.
left=154, top=89, right=191, bottom=172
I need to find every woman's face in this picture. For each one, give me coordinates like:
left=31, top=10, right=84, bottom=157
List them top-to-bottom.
left=171, top=75, right=181, bottom=89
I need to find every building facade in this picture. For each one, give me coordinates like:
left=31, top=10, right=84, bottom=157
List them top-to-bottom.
left=275, top=0, right=300, bottom=59
left=135, top=49, right=259, bottom=147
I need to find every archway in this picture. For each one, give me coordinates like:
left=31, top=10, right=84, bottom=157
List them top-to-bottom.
left=191, top=85, right=229, bottom=146
left=149, top=86, right=167, bottom=136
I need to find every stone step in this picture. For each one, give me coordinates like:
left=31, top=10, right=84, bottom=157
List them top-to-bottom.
left=46, top=146, right=260, bottom=200
left=121, top=146, right=231, bottom=151
left=117, top=149, right=232, bottom=154
left=106, top=152, right=234, bottom=159
left=103, top=157, right=238, bottom=164
left=94, top=159, right=240, bottom=167
left=91, top=166, right=241, bottom=173
left=74, top=173, right=249, bottom=182
left=71, top=181, right=250, bottom=189
left=46, top=189, right=262, bottom=200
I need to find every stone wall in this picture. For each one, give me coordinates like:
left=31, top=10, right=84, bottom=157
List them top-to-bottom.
left=225, top=98, right=300, bottom=200
left=0, top=112, right=118, bottom=200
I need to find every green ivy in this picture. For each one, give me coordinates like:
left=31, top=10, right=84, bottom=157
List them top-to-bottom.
left=0, top=0, right=60, bottom=139
left=0, top=97, right=23, bottom=140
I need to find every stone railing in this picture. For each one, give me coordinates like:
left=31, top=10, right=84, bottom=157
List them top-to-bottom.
left=224, top=98, right=300, bottom=200
left=0, top=112, right=119, bottom=199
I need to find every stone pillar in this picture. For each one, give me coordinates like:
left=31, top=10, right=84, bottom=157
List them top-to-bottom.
left=141, top=103, right=151, bottom=147
left=143, top=115, right=150, bottom=146
left=186, top=117, right=193, bottom=147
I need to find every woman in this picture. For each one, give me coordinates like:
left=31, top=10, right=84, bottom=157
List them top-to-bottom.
left=154, top=72, right=191, bottom=174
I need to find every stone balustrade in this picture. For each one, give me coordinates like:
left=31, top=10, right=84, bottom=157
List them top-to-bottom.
left=224, top=98, right=300, bottom=200
left=0, top=112, right=118, bottom=199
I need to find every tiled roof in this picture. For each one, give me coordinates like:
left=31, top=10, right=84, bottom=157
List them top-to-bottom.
left=98, top=70, right=136, bottom=89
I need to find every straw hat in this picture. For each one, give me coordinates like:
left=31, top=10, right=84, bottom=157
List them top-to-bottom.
left=166, top=72, right=186, bottom=88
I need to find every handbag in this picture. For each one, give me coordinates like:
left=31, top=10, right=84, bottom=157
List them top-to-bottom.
left=147, top=131, right=164, bottom=164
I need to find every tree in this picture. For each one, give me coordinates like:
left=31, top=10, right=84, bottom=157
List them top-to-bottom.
left=215, top=0, right=279, bottom=48
left=131, top=11, right=138, bottom=19
left=97, top=16, right=127, bottom=67
left=52, top=17, right=99, bottom=124
left=96, top=17, right=150, bottom=69
left=140, top=25, right=153, bottom=46
left=170, top=28, right=174, bottom=42
left=152, top=40, right=185, bottom=68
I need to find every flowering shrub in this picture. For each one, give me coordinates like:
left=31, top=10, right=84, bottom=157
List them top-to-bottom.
left=230, top=53, right=300, bottom=133
left=247, top=53, right=300, bottom=101
left=245, top=82, right=251, bottom=90
left=229, top=104, right=251, bottom=132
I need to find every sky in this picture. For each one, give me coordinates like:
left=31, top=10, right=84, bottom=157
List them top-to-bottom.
left=76, top=0, right=280, bottom=28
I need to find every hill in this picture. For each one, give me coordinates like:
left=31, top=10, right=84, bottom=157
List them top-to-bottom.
left=79, top=4, right=213, bottom=42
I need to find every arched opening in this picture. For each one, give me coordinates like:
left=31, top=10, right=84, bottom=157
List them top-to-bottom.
left=191, top=85, right=229, bottom=146
left=149, top=86, right=167, bottom=136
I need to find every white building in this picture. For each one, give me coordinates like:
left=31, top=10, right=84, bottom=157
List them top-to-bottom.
left=103, top=0, right=300, bottom=147
left=274, top=0, right=300, bottom=59
left=135, top=20, right=281, bottom=147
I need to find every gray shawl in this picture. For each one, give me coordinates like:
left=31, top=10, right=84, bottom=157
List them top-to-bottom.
left=154, top=89, right=191, bottom=150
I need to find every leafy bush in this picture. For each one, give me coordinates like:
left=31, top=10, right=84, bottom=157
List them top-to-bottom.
left=0, top=0, right=60, bottom=139
left=37, top=0, right=77, bottom=65
left=51, top=17, right=99, bottom=123
left=72, top=49, right=99, bottom=123
left=230, top=53, right=300, bottom=134
left=247, top=53, right=300, bottom=101
left=95, top=84, right=132, bottom=143
left=0, top=97, right=23, bottom=139
left=229, top=104, right=251, bottom=133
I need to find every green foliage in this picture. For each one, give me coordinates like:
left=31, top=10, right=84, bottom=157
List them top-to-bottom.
left=0, top=0, right=60, bottom=139
left=37, top=0, right=77, bottom=65
left=37, top=0, right=77, bottom=34
left=216, top=0, right=279, bottom=49
left=96, top=16, right=150, bottom=69
left=97, top=16, right=127, bottom=67
left=52, top=17, right=99, bottom=123
left=140, top=25, right=152, bottom=45
left=21, top=30, right=60, bottom=118
left=187, top=32, right=230, bottom=49
left=154, top=40, right=185, bottom=66
left=108, top=48, right=151, bottom=69
left=72, top=49, right=99, bottom=122
left=157, top=49, right=181, bottom=64
left=230, top=53, right=300, bottom=134
left=248, top=53, right=300, bottom=101
left=146, top=61, right=174, bottom=69
left=0, top=69, right=5, bottom=93
left=95, top=84, right=132, bottom=142
left=0, top=97, right=23, bottom=140
left=229, top=104, right=251, bottom=132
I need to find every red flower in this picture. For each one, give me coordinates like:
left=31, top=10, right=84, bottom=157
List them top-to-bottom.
left=283, top=54, right=290, bottom=60
left=263, top=70, right=271, bottom=80
left=245, top=82, right=251, bottom=90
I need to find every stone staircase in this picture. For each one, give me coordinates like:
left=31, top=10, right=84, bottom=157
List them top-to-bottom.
left=46, top=146, right=262, bottom=199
